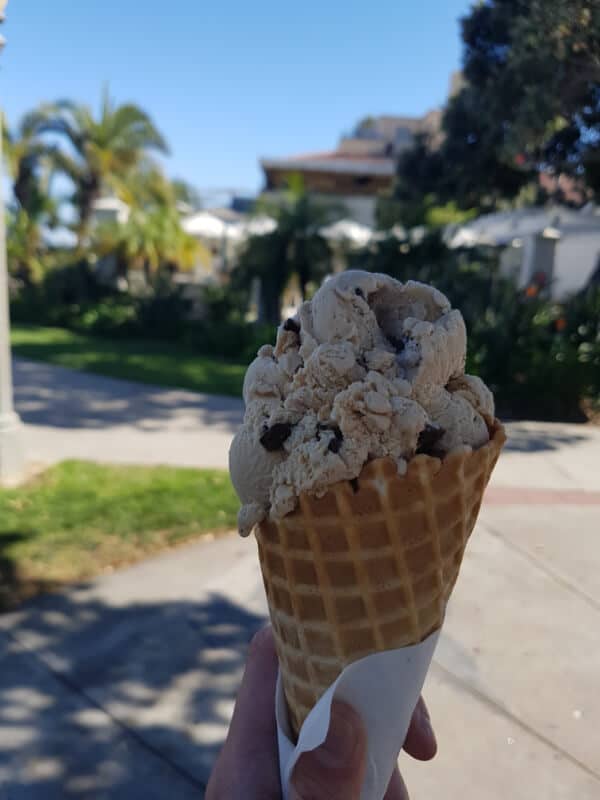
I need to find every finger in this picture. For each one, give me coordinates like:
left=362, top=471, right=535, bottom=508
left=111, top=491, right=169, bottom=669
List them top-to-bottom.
left=206, top=625, right=281, bottom=800
left=227, top=625, right=279, bottom=751
left=402, top=696, right=437, bottom=761
left=290, top=700, right=367, bottom=800
left=384, top=767, right=410, bottom=800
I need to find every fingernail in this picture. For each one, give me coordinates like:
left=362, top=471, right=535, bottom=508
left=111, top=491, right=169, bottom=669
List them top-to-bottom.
left=314, top=705, right=358, bottom=768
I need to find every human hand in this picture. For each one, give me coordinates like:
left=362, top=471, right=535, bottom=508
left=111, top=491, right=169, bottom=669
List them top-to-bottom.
left=205, top=626, right=437, bottom=800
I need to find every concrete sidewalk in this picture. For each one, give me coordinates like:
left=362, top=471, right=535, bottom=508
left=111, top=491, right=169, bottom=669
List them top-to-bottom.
left=14, top=358, right=243, bottom=471
left=1, top=500, right=599, bottom=798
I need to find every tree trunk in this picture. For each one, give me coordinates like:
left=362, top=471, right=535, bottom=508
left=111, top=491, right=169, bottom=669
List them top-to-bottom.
left=76, top=172, right=101, bottom=252
left=294, top=236, right=310, bottom=300
left=298, top=264, right=309, bottom=301
left=259, top=278, right=281, bottom=326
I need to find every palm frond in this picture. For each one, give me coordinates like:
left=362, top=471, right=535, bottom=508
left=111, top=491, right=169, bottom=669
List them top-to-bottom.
left=110, top=104, right=168, bottom=153
left=21, top=105, right=85, bottom=155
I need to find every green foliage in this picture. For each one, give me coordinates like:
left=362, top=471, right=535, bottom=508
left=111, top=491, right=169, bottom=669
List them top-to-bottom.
left=394, top=0, right=600, bottom=213
left=22, top=90, right=168, bottom=243
left=3, top=114, right=59, bottom=284
left=91, top=166, right=202, bottom=277
left=234, top=176, right=338, bottom=324
left=170, top=178, right=203, bottom=210
left=425, top=202, right=478, bottom=227
left=6, top=209, right=46, bottom=283
left=351, top=230, right=600, bottom=419
left=11, top=258, right=182, bottom=338
left=10, top=259, right=110, bottom=324
left=11, top=272, right=270, bottom=366
left=185, top=283, right=274, bottom=362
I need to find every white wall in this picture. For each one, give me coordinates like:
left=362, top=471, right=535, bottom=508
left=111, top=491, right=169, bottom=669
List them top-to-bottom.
left=262, top=190, right=377, bottom=227
left=333, top=195, right=377, bottom=226
left=498, top=231, right=600, bottom=299
left=553, top=232, right=600, bottom=298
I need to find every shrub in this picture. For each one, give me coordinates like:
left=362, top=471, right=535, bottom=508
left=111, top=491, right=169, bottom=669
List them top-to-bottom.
left=10, top=234, right=599, bottom=417
left=184, top=284, right=273, bottom=362
left=135, top=287, right=191, bottom=340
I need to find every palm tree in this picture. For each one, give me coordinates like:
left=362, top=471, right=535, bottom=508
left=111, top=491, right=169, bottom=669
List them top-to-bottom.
left=22, top=90, right=168, bottom=247
left=2, top=114, right=57, bottom=283
left=94, top=166, right=205, bottom=282
left=234, top=175, right=340, bottom=324
left=170, top=178, right=203, bottom=212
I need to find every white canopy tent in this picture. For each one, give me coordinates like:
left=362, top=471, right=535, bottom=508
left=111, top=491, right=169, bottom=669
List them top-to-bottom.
left=447, top=205, right=600, bottom=298
left=445, top=206, right=587, bottom=249
left=182, top=211, right=230, bottom=240
left=228, top=215, right=277, bottom=240
left=319, top=218, right=373, bottom=247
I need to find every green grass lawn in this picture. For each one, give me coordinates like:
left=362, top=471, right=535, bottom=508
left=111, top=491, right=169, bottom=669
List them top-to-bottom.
left=10, top=325, right=246, bottom=397
left=0, top=461, right=240, bottom=609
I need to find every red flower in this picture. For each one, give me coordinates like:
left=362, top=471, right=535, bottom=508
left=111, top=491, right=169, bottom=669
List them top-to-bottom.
left=555, top=317, right=567, bottom=332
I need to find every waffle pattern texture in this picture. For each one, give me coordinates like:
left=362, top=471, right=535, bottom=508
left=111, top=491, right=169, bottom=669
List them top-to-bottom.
left=256, top=420, right=506, bottom=737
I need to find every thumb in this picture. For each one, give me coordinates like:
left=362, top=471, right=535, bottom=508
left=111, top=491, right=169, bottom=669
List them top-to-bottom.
left=290, top=701, right=367, bottom=800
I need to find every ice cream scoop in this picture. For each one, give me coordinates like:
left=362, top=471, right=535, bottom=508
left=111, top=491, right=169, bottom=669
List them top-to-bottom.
left=229, top=271, right=494, bottom=536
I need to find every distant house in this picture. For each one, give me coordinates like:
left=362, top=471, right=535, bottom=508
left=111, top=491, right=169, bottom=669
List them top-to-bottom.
left=260, top=112, right=442, bottom=227
left=91, top=196, right=130, bottom=225
left=448, top=204, right=600, bottom=299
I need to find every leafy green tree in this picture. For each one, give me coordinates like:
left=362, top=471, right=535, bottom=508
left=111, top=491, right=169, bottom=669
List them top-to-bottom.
left=393, top=0, right=600, bottom=215
left=23, top=90, right=167, bottom=246
left=2, top=114, right=57, bottom=283
left=94, top=167, right=203, bottom=281
left=233, top=175, right=338, bottom=324
left=170, top=178, right=203, bottom=211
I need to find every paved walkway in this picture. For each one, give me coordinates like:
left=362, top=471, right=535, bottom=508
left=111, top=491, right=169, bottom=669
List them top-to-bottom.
left=3, top=358, right=600, bottom=798
left=14, top=358, right=242, bottom=471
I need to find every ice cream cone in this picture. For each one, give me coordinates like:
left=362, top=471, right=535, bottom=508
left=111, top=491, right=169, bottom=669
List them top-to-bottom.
left=256, top=419, right=506, bottom=737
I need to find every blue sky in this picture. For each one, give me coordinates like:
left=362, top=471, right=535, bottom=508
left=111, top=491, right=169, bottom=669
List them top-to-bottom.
left=2, top=0, right=472, bottom=199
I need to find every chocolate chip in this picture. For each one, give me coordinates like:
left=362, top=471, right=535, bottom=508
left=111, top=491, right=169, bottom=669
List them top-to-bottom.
left=283, top=318, right=300, bottom=334
left=387, top=334, right=405, bottom=352
left=260, top=422, right=293, bottom=451
left=317, top=422, right=343, bottom=452
left=318, top=422, right=343, bottom=439
left=416, top=424, right=446, bottom=456
left=328, top=437, right=342, bottom=454
left=350, top=478, right=359, bottom=493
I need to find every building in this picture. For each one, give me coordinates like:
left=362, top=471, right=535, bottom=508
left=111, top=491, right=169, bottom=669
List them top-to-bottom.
left=260, top=111, right=442, bottom=226
left=448, top=204, right=600, bottom=299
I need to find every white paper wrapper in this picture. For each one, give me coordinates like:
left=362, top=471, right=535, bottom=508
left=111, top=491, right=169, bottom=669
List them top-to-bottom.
left=276, top=629, right=440, bottom=800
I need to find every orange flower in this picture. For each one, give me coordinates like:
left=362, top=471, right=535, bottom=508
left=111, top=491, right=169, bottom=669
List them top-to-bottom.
left=525, top=285, right=538, bottom=297
left=555, top=317, right=567, bottom=332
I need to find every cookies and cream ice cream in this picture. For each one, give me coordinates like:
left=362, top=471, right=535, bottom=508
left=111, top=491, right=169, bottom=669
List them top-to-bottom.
left=229, top=271, right=495, bottom=536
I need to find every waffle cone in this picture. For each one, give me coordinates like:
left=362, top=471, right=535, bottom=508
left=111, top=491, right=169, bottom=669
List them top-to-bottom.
left=256, top=419, right=506, bottom=737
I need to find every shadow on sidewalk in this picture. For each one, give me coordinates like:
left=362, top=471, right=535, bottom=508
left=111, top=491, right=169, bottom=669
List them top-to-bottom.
left=13, top=358, right=244, bottom=433
left=504, top=423, right=589, bottom=453
left=0, top=589, right=266, bottom=798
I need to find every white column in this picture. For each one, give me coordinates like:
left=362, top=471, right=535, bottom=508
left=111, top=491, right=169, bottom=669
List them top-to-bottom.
left=0, top=2, right=25, bottom=484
